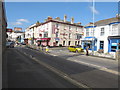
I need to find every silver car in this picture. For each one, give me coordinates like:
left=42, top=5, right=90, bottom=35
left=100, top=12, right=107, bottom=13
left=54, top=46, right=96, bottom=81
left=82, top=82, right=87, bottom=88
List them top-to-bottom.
left=6, top=42, right=14, bottom=48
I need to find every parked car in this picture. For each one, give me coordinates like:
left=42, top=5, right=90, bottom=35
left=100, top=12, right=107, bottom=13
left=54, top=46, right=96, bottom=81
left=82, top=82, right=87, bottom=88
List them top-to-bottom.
left=6, top=41, right=14, bottom=48
left=21, top=42, right=26, bottom=45
left=68, top=45, right=84, bottom=53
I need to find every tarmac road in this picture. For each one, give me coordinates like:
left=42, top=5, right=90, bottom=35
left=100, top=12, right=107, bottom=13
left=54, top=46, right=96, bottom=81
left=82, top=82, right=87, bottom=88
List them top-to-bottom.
left=16, top=47, right=118, bottom=88
left=2, top=48, right=80, bottom=88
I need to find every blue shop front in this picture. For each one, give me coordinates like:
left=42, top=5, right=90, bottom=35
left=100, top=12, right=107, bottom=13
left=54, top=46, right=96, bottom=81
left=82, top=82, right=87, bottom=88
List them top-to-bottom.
left=108, top=36, right=120, bottom=52
left=81, top=37, right=97, bottom=51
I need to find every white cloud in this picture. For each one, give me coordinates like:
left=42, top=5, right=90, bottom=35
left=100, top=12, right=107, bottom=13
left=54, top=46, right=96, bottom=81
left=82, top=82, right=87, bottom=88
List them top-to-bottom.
left=89, top=6, right=99, bottom=14
left=17, top=19, right=29, bottom=23
left=11, top=22, right=23, bottom=25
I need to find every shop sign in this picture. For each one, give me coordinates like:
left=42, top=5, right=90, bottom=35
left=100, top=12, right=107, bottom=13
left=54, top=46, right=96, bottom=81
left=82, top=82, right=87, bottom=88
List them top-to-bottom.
left=112, top=43, right=117, bottom=46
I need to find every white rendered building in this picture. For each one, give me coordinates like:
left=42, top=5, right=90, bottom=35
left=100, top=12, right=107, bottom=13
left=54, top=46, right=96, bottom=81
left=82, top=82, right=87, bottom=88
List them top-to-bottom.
left=82, top=14, right=120, bottom=55
left=25, top=15, right=84, bottom=46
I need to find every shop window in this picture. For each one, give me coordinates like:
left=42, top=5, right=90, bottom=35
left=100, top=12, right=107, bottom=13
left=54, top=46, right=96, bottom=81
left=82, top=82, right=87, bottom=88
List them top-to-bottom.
left=118, top=40, right=120, bottom=49
left=84, top=41, right=92, bottom=50
left=111, top=46, right=117, bottom=52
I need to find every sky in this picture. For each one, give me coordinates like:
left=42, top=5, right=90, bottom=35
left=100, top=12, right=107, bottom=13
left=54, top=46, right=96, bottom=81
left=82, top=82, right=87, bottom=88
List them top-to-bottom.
left=5, top=2, right=118, bottom=31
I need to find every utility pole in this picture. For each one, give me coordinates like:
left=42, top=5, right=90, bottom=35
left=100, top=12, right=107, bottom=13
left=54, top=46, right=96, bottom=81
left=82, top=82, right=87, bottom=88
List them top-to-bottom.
left=92, top=0, right=95, bottom=55
left=33, top=27, right=34, bottom=45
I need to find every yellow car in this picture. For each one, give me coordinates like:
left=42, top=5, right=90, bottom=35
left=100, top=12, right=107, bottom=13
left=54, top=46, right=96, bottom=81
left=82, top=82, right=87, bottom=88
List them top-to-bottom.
left=68, top=45, right=84, bottom=53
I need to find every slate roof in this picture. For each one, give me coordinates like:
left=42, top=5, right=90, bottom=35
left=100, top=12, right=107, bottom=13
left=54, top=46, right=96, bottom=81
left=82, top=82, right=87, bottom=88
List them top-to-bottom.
left=85, top=16, right=120, bottom=27
left=95, top=17, right=119, bottom=26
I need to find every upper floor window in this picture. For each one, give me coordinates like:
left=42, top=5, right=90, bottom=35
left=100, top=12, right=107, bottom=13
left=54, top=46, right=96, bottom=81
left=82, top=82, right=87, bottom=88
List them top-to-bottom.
left=56, top=23, right=59, bottom=28
left=112, top=24, right=118, bottom=35
left=69, top=26, right=71, bottom=30
left=76, top=27, right=78, bottom=31
left=86, top=28, right=89, bottom=36
left=100, top=28, right=105, bottom=36
left=44, top=32, right=48, bottom=38
left=56, top=32, right=59, bottom=37
left=69, top=33, right=72, bottom=39
left=76, top=34, right=82, bottom=39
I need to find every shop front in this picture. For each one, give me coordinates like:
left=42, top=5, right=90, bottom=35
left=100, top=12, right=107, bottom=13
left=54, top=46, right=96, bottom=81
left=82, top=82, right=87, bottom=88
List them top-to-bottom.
left=108, top=36, right=120, bottom=52
left=81, top=37, right=97, bottom=51
left=36, top=38, right=51, bottom=46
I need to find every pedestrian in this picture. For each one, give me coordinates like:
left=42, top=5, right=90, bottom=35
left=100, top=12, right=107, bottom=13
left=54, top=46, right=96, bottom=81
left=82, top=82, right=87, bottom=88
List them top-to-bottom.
left=37, top=42, right=40, bottom=50
left=41, top=44, right=43, bottom=51
left=45, top=46, right=49, bottom=53
left=86, top=46, right=89, bottom=56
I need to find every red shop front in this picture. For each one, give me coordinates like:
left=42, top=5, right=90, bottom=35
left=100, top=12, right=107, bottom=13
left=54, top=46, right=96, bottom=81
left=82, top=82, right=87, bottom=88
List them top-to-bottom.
left=36, top=38, right=51, bottom=46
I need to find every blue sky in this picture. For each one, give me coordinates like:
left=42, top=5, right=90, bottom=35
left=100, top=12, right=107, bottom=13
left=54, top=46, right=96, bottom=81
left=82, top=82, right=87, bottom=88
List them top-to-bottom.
left=5, top=2, right=118, bottom=31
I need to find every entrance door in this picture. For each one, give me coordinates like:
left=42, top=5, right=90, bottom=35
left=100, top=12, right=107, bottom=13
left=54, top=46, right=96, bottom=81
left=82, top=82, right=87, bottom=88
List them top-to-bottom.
left=100, top=41, right=104, bottom=49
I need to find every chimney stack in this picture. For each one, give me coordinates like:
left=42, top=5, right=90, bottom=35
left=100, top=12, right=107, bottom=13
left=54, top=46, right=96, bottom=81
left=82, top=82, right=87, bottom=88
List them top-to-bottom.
left=64, top=14, right=67, bottom=22
left=47, top=16, right=52, bottom=21
left=56, top=17, right=60, bottom=20
left=71, top=17, right=74, bottom=24
left=77, top=22, right=81, bottom=25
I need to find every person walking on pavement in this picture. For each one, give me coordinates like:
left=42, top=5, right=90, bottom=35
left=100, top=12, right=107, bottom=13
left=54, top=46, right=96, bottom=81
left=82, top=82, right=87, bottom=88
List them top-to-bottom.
left=41, top=44, right=44, bottom=51
left=45, top=46, right=49, bottom=53
left=86, top=46, right=89, bottom=56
